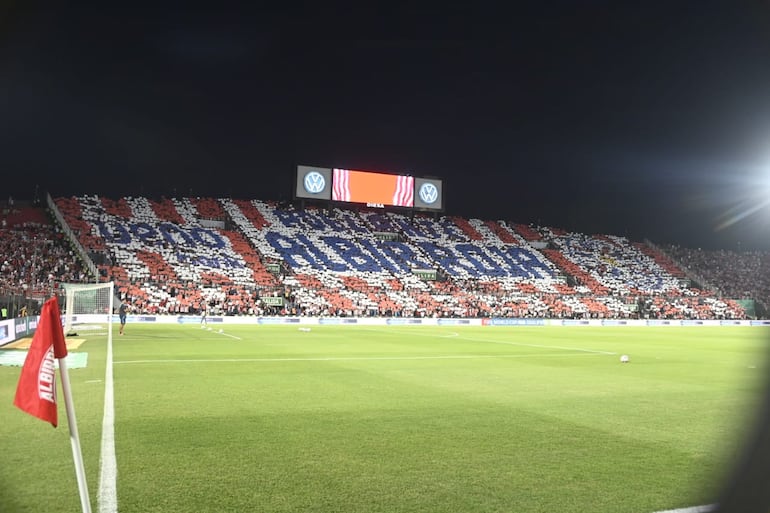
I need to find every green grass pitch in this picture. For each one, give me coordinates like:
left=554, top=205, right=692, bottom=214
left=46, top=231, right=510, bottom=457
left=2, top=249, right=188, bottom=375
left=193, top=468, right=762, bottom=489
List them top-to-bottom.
left=1, top=325, right=768, bottom=513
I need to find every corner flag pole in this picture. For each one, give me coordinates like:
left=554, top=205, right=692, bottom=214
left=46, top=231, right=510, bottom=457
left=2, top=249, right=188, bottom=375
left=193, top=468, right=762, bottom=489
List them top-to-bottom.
left=14, top=295, right=93, bottom=512
left=58, top=355, right=92, bottom=513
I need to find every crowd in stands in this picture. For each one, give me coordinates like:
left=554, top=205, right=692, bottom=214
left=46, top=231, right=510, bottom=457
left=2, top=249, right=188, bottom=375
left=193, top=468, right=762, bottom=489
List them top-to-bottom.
left=0, top=194, right=765, bottom=321
left=0, top=207, right=93, bottom=310
left=663, top=244, right=770, bottom=310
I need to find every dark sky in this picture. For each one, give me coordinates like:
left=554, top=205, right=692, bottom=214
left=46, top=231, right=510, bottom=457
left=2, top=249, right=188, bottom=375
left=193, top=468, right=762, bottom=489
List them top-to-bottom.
left=3, top=2, right=770, bottom=250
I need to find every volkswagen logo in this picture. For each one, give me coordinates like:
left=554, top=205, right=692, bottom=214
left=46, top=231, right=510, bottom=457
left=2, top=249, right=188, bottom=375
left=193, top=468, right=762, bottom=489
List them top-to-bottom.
left=303, top=171, right=326, bottom=194
left=418, top=183, right=438, bottom=204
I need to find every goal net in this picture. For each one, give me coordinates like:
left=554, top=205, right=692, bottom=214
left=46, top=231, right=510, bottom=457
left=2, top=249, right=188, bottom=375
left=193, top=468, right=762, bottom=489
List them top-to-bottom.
left=61, top=282, right=116, bottom=337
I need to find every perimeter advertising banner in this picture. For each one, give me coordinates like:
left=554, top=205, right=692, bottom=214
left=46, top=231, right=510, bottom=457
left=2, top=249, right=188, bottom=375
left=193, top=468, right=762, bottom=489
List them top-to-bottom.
left=295, top=165, right=333, bottom=200
left=414, top=177, right=444, bottom=211
left=32, top=314, right=757, bottom=328
left=0, top=320, right=12, bottom=346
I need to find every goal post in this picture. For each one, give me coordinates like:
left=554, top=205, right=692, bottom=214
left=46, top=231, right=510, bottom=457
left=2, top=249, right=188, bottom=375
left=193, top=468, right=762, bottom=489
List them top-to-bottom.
left=61, top=282, right=116, bottom=337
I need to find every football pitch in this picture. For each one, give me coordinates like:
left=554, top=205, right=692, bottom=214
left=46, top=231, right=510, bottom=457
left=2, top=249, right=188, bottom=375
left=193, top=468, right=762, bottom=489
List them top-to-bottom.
left=1, top=325, right=768, bottom=513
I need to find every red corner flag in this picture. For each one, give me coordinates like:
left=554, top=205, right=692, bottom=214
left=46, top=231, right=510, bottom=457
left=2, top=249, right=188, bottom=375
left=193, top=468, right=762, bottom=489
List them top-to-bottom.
left=13, top=296, right=68, bottom=427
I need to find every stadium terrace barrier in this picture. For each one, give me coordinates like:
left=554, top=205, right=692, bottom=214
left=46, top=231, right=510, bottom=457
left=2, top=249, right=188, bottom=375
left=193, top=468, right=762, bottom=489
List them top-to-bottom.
left=46, top=193, right=98, bottom=279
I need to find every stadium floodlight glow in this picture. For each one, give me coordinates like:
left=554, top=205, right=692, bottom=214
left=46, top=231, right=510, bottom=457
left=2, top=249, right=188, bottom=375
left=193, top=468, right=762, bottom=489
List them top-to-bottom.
left=713, top=168, right=770, bottom=231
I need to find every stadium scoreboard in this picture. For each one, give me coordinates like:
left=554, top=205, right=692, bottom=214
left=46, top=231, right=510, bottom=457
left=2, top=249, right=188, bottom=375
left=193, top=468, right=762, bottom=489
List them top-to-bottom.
left=295, top=165, right=443, bottom=212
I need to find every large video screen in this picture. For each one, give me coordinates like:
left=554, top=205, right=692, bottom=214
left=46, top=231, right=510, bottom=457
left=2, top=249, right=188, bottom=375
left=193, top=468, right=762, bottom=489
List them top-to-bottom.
left=296, top=164, right=443, bottom=211
left=332, top=168, right=414, bottom=207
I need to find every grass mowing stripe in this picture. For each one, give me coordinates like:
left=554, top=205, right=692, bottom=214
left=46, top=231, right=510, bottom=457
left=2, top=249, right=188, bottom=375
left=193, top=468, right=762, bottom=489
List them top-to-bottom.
left=2, top=325, right=762, bottom=512
left=102, top=325, right=768, bottom=512
left=362, top=326, right=618, bottom=354
left=360, top=328, right=460, bottom=338
left=98, top=331, right=118, bottom=513
left=457, top=333, right=618, bottom=354
left=113, top=352, right=610, bottom=364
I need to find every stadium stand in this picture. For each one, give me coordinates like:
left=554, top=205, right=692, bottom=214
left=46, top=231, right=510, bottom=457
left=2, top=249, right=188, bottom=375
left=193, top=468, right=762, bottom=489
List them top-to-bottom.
left=0, top=193, right=756, bottom=320
left=32, top=194, right=749, bottom=319
left=0, top=200, right=94, bottom=316
left=662, top=244, right=770, bottom=317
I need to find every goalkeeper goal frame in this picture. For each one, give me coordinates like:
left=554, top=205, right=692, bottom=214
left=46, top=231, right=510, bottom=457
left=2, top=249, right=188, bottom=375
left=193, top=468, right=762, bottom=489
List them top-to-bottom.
left=61, top=282, right=117, bottom=337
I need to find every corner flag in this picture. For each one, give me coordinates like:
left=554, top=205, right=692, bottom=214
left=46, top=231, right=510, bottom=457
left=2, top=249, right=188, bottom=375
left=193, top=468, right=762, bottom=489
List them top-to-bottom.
left=12, top=295, right=93, bottom=512
left=14, top=296, right=68, bottom=427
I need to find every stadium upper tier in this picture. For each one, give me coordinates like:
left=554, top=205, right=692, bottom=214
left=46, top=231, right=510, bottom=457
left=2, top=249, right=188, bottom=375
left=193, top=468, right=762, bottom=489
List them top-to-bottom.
left=47, top=195, right=745, bottom=319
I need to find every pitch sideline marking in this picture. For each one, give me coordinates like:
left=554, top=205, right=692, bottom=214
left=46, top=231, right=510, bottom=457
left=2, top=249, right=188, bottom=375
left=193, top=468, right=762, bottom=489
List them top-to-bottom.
left=98, top=330, right=118, bottom=513
left=652, top=505, right=716, bottom=513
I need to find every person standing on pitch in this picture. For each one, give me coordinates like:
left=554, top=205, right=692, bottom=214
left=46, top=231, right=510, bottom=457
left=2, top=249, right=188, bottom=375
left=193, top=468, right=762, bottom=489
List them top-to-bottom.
left=119, top=302, right=128, bottom=335
left=200, top=303, right=208, bottom=328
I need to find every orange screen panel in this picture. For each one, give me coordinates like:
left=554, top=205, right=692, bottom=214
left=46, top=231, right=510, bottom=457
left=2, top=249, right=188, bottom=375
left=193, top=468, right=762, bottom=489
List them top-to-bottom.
left=332, top=169, right=414, bottom=207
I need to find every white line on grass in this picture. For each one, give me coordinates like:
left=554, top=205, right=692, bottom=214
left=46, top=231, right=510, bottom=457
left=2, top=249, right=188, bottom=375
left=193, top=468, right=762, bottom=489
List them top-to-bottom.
left=196, top=326, right=242, bottom=340
left=362, top=328, right=616, bottom=356
left=98, top=330, right=118, bottom=513
left=461, top=335, right=617, bottom=355
left=114, top=352, right=607, bottom=365
left=652, top=505, right=716, bottom=513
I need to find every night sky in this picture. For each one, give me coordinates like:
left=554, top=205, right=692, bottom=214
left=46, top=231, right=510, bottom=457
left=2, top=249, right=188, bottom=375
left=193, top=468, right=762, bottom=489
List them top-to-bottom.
left=3, top=2, right=770, bottom=250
